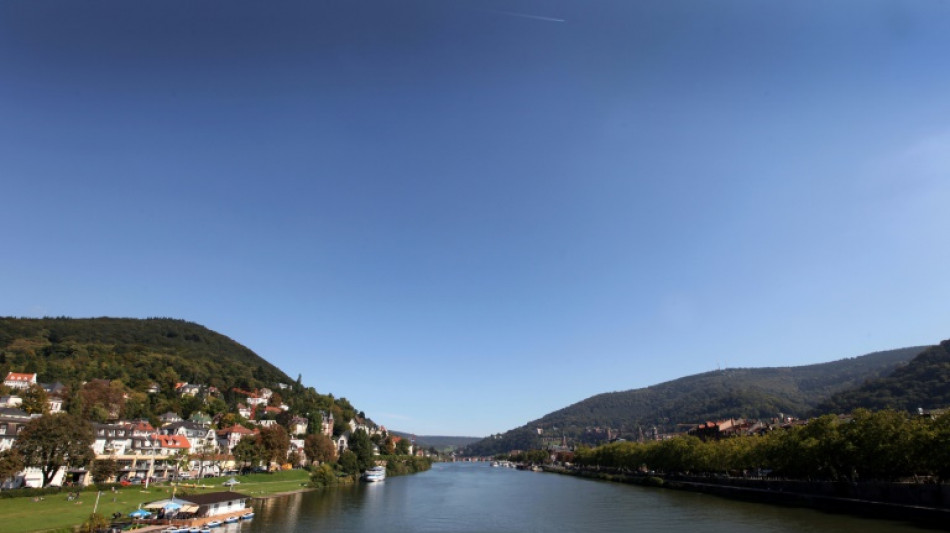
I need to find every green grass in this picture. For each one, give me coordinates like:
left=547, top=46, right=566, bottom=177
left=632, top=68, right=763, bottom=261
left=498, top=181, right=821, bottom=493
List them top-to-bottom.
left=0, top=470, right=311, bottom=533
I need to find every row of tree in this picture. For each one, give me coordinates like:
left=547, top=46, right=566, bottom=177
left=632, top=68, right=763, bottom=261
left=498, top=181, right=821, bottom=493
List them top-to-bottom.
left=572, top=409, right=950, bottom=482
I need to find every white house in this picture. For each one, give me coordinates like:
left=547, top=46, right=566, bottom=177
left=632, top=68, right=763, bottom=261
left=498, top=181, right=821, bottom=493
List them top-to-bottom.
left=3, top=372, right=37, bottom=391
left=289, top=416, right=308, bottom=436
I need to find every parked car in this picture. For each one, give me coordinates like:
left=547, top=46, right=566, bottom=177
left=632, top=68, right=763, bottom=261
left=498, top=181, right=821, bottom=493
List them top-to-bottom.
left=222, top=479, right=240, bottom=487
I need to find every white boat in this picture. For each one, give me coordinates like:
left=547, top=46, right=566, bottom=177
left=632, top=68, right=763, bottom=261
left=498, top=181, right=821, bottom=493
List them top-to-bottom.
left=362, top=466, right=386, bottom=482
left=240, top=511, right=254, bottom=520
left=224, top=516, right=240, bottom=524
left=205, top=520, right=222, bottom=528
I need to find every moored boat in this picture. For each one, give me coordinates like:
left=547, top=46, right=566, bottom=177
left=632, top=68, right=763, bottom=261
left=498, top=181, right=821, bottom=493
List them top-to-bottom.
left=361, top=466, right=386, bottom=482
left=240, top=511, right=254, bottom=520
left=224, top=516, right=240, bottom=524
left=205, top=520, right=222, bottom=528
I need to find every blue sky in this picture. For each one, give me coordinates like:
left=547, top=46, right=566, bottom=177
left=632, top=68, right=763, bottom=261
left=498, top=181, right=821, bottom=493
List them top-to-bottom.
left=2, top=0, right=950, bottom=436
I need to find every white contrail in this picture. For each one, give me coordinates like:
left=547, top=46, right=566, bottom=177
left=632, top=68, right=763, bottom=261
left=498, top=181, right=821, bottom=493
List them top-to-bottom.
left=488, top=9, right=566, bottom=23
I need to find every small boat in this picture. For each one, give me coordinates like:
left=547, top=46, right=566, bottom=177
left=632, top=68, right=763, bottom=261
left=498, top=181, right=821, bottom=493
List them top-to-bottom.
left=361, top=466, right=386, bottom=482
left=240, top=511, right=255, bottom=520
left=224, top=516, right=240, bottom=524
left=205, top=520, right=222, bottom=528
left=188, top=527, right=201, bottom=533
left=161, top=528, right=179, bottom=533
left=200, top=529, right=211, bottom=533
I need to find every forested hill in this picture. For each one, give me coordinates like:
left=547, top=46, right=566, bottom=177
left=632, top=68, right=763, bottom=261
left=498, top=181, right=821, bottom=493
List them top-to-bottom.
left=0, top=317, right=291, bottom=392
left=816, top=340, right=950, bottom=414
left=464, top=346, right=927, bottom=456
left=390, top=432, right=482, bottom=452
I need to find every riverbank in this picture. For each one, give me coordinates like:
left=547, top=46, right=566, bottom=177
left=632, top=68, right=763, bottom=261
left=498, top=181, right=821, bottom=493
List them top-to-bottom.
left=543, top=465, right=950, bottom=527
left=0, top=470, right=312, bottom=533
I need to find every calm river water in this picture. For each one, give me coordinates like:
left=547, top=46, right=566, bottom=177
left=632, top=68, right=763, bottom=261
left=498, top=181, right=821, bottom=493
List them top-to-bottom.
left=235, top=462, right=920, bottom=532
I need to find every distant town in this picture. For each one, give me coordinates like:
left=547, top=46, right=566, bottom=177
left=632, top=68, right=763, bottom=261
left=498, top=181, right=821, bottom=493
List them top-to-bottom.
left=0, top=371, right=430, bottom=488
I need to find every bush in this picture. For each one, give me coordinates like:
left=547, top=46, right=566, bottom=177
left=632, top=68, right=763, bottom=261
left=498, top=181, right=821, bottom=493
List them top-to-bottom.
left=309, top=464, right=337, bottom=488
left=0, top=486, right=66, bottom=499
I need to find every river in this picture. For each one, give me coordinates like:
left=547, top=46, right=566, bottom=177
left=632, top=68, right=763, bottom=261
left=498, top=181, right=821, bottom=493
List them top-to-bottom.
left=234, top=462, right=920, bottom=532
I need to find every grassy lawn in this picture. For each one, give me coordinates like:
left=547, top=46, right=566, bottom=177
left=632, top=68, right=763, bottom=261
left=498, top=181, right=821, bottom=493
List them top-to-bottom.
left=0, top=470, right=311, bottom=533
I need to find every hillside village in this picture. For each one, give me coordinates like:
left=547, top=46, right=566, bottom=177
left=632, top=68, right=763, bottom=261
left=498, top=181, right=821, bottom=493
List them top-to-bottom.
left=0, top=371, right=425, bottom=488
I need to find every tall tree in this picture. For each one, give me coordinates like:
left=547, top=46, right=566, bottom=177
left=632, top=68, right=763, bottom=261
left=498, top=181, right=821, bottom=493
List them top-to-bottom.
left=20, top=384, right=49, bottom=415
left=13, top=413, right=94, bottom=487
left=258, top=425, right=290, bottom=466
left=348, top=429, right=374, bottom=471
left=303, top=434, right=336, bottom=464
left=232, top=437, right=263, bottom=471
left=0, top=449, right=25, bottom=484
left=338, top=450, right=359, bottom=476
left=91, top=458, right=119, bottom=484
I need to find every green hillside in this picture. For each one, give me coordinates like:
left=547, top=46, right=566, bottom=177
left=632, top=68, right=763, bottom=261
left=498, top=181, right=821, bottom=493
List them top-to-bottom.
left=0, top=316, right=291, bottom=391
left=0, top=317, right=371, bottom=430
left=816, top=340, right=950, bottom=413
left=465, top=346, right=927, bottom=456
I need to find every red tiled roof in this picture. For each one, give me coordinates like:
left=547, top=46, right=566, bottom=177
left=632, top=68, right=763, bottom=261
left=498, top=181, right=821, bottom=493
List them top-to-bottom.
left=4, top=372, right=36, bottom=382
left=216, top=424, right=257, bottom=436
left=154, top=434, right=190, bottom=449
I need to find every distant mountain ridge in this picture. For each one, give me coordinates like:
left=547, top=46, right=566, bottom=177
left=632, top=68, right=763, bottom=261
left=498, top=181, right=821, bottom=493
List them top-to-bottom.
left=465, top=345, right=928, bottom=456
left=390, top=432, right=481, bottom=452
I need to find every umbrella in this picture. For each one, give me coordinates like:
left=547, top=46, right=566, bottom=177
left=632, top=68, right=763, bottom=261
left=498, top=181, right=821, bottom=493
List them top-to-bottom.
left=163, top=501, right=183, bottom=511
left=128, top=509, right=151, bottom=518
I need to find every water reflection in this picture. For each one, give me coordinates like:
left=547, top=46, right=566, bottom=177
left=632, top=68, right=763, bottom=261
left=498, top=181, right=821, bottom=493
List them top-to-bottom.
left=244, top=463, right=921, bottom=532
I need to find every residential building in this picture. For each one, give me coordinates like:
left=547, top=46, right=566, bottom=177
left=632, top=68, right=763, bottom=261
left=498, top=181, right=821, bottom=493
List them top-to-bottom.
left=3, top=372, right=37, bottom=390
left=289, top=416, right=308, bottom=436
left=216, top=424, right=258, bottom=453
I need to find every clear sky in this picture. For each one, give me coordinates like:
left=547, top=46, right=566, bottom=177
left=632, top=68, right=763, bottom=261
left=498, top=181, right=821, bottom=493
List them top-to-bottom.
left=2, top=0, right=950, bottom=437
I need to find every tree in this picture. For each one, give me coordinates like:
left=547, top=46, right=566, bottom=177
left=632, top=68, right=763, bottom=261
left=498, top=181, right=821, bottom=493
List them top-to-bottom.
left=79, top=380, right=126, bottom=421
left=20, top=384, right=49, bottom=415
left=13, top=413, right=94, bottom=487
left=258, top=425, right=290, bottom=467
left=348, top=429, right=374, bottom=471
left=304, top=434, right=336, bottom=465
left=233, top=436, right=263, bottom=471
left=395, top=437, right=411, bottom=456
left=194, top=441, right=218, bottom=479
left=0, top=449, right=25, bottom=485
left=173, top=450, right=191, bottom=479
left=288, top=450, right=302, bottom=467
left=338, top=450, right=359, bottom=476
left=91, top=458, right=119, bottom=484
